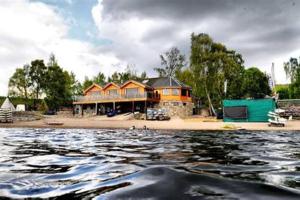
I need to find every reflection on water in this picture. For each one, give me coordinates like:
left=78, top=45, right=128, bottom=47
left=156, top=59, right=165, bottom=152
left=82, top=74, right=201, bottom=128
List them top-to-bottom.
left=0, top=128, right=300, bottom=199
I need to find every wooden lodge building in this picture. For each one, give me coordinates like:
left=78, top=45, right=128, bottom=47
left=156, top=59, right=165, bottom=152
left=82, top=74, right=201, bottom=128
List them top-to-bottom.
left=73, top=77, right=194, bottom=117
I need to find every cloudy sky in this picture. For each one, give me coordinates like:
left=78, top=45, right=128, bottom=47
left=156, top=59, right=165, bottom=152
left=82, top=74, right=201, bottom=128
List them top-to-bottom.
left=0, top=0, right=299, bottom=96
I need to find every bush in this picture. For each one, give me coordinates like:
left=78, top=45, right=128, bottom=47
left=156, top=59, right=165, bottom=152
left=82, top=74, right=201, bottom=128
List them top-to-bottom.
left=277, top=87, right=290, bottom=99
left=37, top=99, right=48, bottom=113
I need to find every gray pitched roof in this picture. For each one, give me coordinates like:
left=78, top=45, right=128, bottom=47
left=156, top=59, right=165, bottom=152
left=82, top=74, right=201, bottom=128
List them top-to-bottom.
left=142, top=77, right=191, bottom=88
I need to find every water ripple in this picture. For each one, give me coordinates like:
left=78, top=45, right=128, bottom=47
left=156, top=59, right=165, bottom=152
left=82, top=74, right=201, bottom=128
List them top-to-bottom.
left=0, top=128, right=300, bottom=199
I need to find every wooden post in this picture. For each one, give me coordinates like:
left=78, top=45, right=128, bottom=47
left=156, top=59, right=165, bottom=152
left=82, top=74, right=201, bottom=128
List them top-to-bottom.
left=132, top=101, right=134, bottom=113
left=144, top=101, right=147, bottom=113
left=113, top=102, right=116, bottom=110
left=95, top=103, right=98, bottom=115
left=81, top=105, right=83, bottom=116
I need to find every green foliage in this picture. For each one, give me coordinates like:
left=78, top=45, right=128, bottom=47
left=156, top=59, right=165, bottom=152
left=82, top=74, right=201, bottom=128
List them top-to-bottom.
left=189, top=33, right=245, bottom=114
left=154, top=47, right=186, bottom=77
left=8, top=54, right=80, bottom=110
left=44, top=55, right=73, bottom=110
left=284, top=57, right=300, bottom=98
left=284, top=57, right=300, bottom=83
left=29, top=59, right=47, bottom=99
left=8, top=65, right=31, bottom=98
left=107, top=65, right=147, bottom=84
left=82, top=66, right=147, bottom=90
left=241, top=67, right=271, bottom=99
left=176, top=68, right=193, bottom=86
left=289, top=69, right=300, bottom=99
left=69, top=72, right=83, bottom=96
left=93, top=72, right=106, bottom=86
left=82, top=76, right=94, bottom=90
left=275, top=84, right=289, bottom=99
left=277, top=87, right=290, bottom=99
left=37, top=99, right=48, bottom=113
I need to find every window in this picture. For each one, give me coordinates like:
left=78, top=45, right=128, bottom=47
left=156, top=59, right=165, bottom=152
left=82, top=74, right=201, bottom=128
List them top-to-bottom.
left=125, top=88, right=139, bottom=97
left=162, top=88, right=169, bottom=95
left=108, top=89, right=118, bottom=95
left=172, top=89, right=180, bottom=96
left=181, top=89, right=187, bottom=96
left=188, top=90, right=191, bottom=97
left=90, top=91, right=100, bottom=96
left=183, top=103, right=187, bottom=106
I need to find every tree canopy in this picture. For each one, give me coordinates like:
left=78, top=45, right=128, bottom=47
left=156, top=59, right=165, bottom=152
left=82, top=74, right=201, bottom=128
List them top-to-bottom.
left=188, top=33, right=245, bottom=115
left=154, top=47, right=186, bottom=77
left=44, top=55, right=73, bottom=110
left=284, top=57, right=300, bottom=98
left=29, top=59, right=47, bottom=99
left=8, top=65, right=31, bottom=99
left=107, top=65, right=147, bottom=84
left=241, top=67, right=271, bottom=99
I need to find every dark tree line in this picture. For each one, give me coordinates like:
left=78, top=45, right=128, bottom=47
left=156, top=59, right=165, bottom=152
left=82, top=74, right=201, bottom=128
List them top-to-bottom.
left=8, top=54, right=79, bottom=111
left=8, top=56, right=148, bottom=111
left=82, top=65, right=147, bottom=90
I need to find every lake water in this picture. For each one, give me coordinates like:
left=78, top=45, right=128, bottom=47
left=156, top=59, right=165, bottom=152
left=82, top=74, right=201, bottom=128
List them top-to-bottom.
left=0, top=128, right=300, bottom=199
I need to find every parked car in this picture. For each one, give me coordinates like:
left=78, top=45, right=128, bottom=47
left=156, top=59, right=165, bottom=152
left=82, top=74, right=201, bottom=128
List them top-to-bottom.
left=146, top=108, right=170, bottom=121
left=107, top=109, right=117, bottom=117
left=44, top=110, right=56, bottom=115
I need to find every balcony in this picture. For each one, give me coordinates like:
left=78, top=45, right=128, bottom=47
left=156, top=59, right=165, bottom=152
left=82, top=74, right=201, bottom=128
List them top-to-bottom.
left=73, top=92, right=160, bottom=104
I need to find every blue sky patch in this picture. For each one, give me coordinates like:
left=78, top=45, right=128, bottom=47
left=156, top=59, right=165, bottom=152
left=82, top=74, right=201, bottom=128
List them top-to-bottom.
left=31, top=0, right=112, bottom=45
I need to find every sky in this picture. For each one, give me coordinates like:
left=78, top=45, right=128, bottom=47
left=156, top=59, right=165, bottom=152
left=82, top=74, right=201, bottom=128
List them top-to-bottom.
left=0, top=0, right=300, bottom=96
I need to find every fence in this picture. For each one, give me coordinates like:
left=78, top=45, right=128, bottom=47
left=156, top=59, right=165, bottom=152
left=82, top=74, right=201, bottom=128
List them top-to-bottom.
left=277, top=99, right=300, bottom=108
left=0, top=109, right=13, bottom=123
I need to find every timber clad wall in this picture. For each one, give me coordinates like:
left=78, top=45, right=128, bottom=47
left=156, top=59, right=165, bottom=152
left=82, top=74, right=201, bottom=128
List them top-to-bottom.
left=74, top=77, right=194, bottom=117
left=84, top=84, right=102, bottom=96
left=155, top=88, right=191, bottom=102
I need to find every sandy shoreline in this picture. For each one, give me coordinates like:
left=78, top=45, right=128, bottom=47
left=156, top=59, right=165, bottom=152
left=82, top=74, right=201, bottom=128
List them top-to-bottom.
left=1, top=116, right=300, bottom=131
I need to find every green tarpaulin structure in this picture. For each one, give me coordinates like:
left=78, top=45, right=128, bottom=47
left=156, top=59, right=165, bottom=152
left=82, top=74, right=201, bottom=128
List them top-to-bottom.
left=223, top=99, right=276, bottom=122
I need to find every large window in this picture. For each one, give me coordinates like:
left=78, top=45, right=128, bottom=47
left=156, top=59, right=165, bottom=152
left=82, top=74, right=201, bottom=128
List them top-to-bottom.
left=125, top=88, right=139, bottom=97
left=162, top=88, right=170, bottom=95
left=108, top=89, right=118, bottom=95
left=172, top=89, right=180, bottom=96
left=90, top=91, right=100, bottom=96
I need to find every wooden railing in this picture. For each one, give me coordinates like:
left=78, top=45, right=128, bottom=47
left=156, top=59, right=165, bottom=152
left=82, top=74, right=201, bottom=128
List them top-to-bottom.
left=74, top=92, right=160, bottom=102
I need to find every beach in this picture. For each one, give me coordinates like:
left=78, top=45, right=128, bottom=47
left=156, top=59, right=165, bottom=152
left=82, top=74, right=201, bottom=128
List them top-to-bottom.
left=1, top=116, right=300, bottom=131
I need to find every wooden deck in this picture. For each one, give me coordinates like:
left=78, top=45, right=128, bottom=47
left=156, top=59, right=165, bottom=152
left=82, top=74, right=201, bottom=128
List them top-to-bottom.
left=73, top=93, right=160, bottom=104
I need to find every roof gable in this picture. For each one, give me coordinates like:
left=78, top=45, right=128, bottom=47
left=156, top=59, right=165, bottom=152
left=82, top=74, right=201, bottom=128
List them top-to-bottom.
left=120, top=80, right=151, bottom=89
left=102, top=82, right=120, bottom=90
left=83, top=83, right=102, bottom=94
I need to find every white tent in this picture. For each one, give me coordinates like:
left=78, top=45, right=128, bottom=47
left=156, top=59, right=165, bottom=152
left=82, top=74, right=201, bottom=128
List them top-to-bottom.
left=1, top=98, right=15, bottom=111
left=16, top=104, right=26, bottom=111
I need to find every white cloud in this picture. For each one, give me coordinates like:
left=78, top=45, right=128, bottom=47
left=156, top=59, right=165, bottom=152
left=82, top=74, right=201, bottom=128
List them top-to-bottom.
left=0, top=0, right=122, bottom=96
left=0, top=0, right=296, bottom=97
left=91, top=0, right=298, bottom=85
left=91, top=0, right=177, bottom=72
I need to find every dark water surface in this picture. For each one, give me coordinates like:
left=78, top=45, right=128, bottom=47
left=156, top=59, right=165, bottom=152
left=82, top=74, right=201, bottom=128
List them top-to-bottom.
left=0, top=128, right=300, bottom=199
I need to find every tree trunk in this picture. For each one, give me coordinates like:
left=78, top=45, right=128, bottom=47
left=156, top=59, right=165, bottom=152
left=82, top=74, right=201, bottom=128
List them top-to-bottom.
left=204, top=81, right=216, bottom=116
left=24, top=87, right=28, bottom=111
